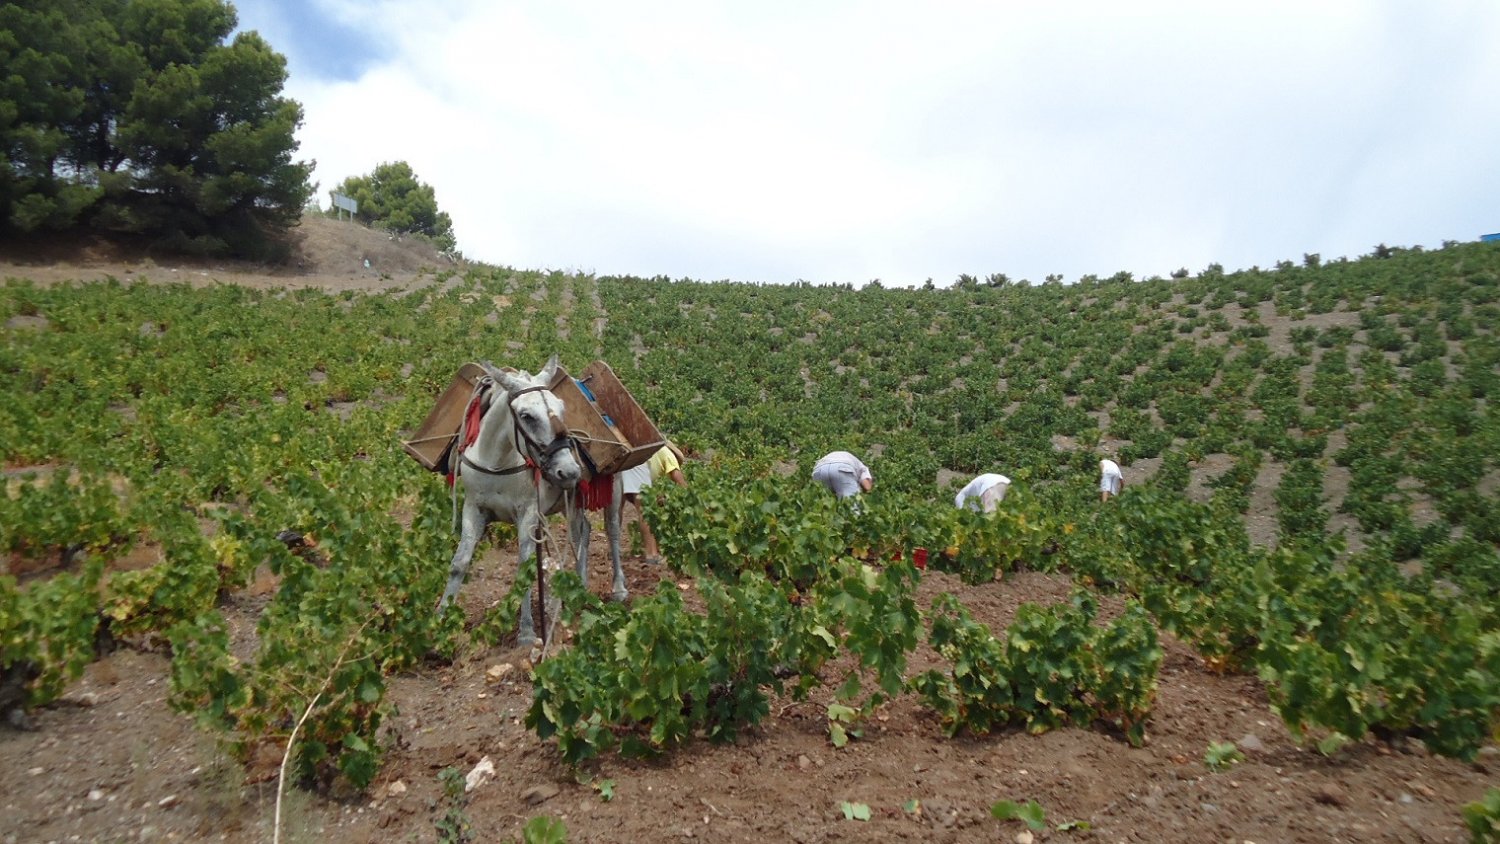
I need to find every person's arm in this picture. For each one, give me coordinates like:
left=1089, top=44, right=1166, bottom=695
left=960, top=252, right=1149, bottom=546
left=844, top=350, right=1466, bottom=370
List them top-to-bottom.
left=668, top=468, right=686, bottom=487
left=859, top=475, right=873, bottom=493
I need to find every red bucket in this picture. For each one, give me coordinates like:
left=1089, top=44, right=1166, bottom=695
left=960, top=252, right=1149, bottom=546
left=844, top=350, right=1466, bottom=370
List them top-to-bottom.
left=912, top=547, right=928, bottom=570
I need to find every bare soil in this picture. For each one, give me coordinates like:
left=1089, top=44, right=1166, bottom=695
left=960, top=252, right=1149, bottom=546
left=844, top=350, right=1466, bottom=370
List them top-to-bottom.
left=0, top=215, right=456, bottom=293
left=1, top=227, right=1495, bottom=843
left=4, top=544, right=1494, bottom=844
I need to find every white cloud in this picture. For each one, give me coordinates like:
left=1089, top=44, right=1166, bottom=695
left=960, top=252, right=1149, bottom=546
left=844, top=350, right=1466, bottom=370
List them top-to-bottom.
left=250, top=1, right=1500, bottom=284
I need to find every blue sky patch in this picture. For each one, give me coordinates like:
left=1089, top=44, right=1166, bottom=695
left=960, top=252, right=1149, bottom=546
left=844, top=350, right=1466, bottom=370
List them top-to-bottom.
left=231, top=0, right=385, bottom=82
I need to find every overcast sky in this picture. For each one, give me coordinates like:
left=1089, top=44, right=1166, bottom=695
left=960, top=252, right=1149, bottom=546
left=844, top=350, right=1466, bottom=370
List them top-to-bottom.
left=231, top=1, right=1500, bottom=286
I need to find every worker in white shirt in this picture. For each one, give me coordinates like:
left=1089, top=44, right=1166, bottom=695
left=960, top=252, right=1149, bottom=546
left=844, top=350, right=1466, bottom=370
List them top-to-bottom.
left=1099, top=458, right=1124, bottom=502
left=955, top=473, right=1011, bottom=513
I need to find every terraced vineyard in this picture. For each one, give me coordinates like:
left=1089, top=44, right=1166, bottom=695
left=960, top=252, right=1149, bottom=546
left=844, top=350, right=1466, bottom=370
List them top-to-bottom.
left=2, top=234, right=1498, bottom=842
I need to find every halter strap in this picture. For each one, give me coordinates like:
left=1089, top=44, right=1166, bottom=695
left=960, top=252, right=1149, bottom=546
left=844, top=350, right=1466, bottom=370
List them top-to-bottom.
left=507, top=385, right=576, bottom=460
left=460, top=452, right=535, bottom=477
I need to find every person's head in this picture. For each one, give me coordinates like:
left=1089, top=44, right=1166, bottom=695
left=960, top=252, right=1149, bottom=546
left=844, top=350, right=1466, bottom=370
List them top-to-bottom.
left=666, top=440, right=686, bottom=464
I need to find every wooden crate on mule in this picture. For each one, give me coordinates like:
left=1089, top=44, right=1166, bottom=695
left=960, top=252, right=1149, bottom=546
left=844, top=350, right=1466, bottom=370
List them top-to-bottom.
left=400, top=360, right=662, bottom=481
left=549, top=360, right=664, bottom=479
left=401, top=363, right=487, bottom=472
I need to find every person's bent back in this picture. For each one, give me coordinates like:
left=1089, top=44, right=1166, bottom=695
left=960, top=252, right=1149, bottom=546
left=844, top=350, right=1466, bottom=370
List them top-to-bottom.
left=812, top=451, right=872, bottom=499
left=955, top=472, right=1010, bottom=513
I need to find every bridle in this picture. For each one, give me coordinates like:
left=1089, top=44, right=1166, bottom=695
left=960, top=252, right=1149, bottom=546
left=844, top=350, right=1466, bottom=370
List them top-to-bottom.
left=460, top=382, right=577, bottom=480
left=505, top=384, right=577, bottom=466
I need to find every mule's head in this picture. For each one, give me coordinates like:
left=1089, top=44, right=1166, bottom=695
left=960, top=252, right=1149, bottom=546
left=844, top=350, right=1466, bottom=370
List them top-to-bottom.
left=494, top=355, right=581, bottom=488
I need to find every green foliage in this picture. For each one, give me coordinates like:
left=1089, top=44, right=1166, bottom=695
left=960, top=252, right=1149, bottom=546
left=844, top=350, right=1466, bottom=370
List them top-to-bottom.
left=0, top=0, right=313, bottom=253
left=331, top=161, right=456, bottom=253
left=4, top=239, right=1500, bottom=795
left=1208, top=449, right=1262, bottom=514
left=1152, top=450, right=1192, bottom=493
left=1274, top=458, right=1328, bottom=545
left=167, top=463, right=460, bottom=790
left=651, top=468, right=851, bottom=588
left=0, top=472, right=131, bottom=562
left=1077, top=489, right=1261, bottom=671
left=923, top=491, right=1058, bottom=585
left=100, top=527, right=221, bottom=638
left=1254, top=546, right=1500, bottom=760
left=0, top=556, right=104, bottom=713
left=825, top=560, right=923, bottom=713
left=468, top=564, right=536, bottom=650
left=528, top=569, right=827, bottom=763
left=915, top=591, right=1161, bottom=745
left=826, top=702, right=860, bottom=747
left=1204, top=740, right=1245, bottom=771
left=435, top=766, right=472, bottom=844
left=1464, top=787, right=1500, bottom=844
left=991, top=799, right=1047, bottom=830
left=839, top=801, right=872, bottom=821
left=519, top=816, right=568, bottom=844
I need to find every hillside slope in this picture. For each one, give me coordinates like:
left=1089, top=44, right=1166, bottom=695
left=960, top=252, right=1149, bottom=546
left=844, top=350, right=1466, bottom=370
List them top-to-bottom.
left=0, top=214, right=458, bottom=291
left=2, top=241, right=1498, bottom=844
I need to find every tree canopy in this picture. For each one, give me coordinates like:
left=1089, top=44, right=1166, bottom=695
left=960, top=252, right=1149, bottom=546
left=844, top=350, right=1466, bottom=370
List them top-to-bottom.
left=0, top=0, right=313, bottom=256
left=330, top=161, right=456, bottom=254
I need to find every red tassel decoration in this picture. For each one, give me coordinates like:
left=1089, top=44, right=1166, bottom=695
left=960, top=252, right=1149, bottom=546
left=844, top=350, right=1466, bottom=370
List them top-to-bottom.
left=579, top=473, right=615, bottom=511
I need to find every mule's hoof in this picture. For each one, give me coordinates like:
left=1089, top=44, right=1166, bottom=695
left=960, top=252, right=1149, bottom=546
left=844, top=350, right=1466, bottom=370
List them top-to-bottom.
left=643, top=556, right=661, bottom=566
left=610, top=589, right=629, bottom=603
left=516, top=633, right=540, bottom=648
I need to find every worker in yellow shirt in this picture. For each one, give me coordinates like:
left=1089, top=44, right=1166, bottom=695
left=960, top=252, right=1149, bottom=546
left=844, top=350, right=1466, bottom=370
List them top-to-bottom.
left=621, top=443, right=687, bottom=565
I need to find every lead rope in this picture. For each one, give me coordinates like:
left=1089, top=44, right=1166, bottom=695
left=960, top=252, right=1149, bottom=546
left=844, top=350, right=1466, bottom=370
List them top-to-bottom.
left=529, top=458, right=560, bottom=658
left=534, top=471, right=586, bottom=661
left=534, top=488, right=575, bottom=661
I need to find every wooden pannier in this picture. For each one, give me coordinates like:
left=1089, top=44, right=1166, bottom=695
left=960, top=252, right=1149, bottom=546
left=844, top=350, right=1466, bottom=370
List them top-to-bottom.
left=401, top=360, right=663, bottom=482
left=549, top=360, right=664, bottom=480
left=401, top=363, right=487, bottom=472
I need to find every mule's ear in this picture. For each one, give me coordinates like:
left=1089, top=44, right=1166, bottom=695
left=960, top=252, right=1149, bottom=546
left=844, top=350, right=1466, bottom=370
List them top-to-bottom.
left=537, top=354, right=562, bottom=386
left=494, top=368, right=530, bottom=394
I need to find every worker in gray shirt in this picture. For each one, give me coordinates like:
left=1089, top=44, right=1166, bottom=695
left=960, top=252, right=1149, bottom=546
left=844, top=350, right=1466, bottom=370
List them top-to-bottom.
left=812, top=451, right=873, bottom=499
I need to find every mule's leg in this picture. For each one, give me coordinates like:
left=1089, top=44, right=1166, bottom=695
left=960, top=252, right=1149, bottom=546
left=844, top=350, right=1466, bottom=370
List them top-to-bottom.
left=605, top=477, right=627, bottom=602
left=438, top=503, right=486, bottom=612
left=569, top=507, right=591, bottom=587
left=515, top=510, right=541, bottom=647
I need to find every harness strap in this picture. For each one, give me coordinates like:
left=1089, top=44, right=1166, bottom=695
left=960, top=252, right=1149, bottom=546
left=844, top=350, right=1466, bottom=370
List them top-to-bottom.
left=507, top=384, right=575, bottom=460
left=460, top=453, right=535, bottom=477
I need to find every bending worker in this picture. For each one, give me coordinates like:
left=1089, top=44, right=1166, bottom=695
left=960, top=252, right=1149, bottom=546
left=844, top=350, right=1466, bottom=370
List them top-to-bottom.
left=621, top=443, right=687, bottom=565
left=812, top=450, right=873, bottom=499
left=1099, top=457, right=1124, bottom=502
left=955, top=472, right=1010, bottom=513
